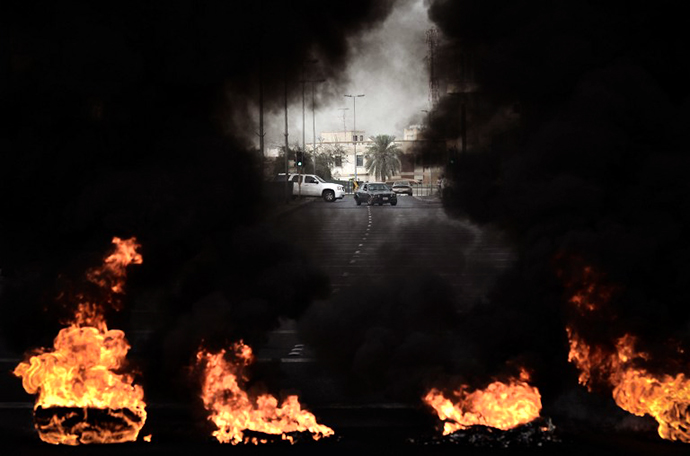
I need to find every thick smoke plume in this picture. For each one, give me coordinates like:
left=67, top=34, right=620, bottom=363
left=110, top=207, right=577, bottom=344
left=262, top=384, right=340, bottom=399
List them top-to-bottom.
left=1, top=0, right=397, bottom=404
left=420, top=0, right=690, bottom=427
left=297, top=216, right=524, bottom=404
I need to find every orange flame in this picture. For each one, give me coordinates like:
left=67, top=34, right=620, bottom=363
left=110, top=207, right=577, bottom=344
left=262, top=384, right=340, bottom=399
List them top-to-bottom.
left=73, top=236, right=143, bottom=330
left=86, top=236, right=142, bottom=295
left=13, top=237, right=146, bottom=445
left=564, top=264, right=690, bottom=443
left=568, top=266, right=616, bottom=315
left=197, top=343, right=334, bottom=444
left=424, top=370, right=542, bottom=434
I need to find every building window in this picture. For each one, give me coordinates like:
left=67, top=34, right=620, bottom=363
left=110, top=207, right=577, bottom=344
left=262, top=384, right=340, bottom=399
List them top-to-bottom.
left=352, top=135, right=357, bottom=142
left=359, top=135, right=363, bottom=141
left=356, top=155, right=363, bottom=167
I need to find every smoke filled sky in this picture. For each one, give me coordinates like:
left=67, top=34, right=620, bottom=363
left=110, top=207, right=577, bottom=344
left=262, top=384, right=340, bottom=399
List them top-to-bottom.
left=1, top=0, right=411, bottom=351
left=265, top=0, right=432, bottom=148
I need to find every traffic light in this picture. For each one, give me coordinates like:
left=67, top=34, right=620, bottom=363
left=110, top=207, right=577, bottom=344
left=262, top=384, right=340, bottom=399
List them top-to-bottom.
left=448, top=147, right=458, bottom=166
left=296, top=152, right=303, bottom=167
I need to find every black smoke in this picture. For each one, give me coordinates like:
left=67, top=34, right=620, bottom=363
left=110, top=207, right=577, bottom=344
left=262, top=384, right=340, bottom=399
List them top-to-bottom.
left=0, top=0, right=397, bottom=403
left=422, top=0, right=690, bottom=426
left=296, top=216, right=527, bottom=404
left=299, top=272, right=462, bottom=403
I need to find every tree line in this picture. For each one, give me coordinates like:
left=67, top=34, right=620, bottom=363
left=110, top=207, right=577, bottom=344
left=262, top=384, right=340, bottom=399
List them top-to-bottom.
left=271, top=134, right=403, bottom=181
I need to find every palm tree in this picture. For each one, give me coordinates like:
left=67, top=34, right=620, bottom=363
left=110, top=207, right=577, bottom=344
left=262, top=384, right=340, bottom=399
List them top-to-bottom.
left=365, top=135, right=402, bottom=181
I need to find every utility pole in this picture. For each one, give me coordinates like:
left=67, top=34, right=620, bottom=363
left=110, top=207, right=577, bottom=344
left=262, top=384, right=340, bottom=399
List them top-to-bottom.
left=300, top=59, right=318, bottom=176
left=284, top=64, right=290, bottom=204
left=299, top=78, right=305, bottom=198
left=301, top=78, right=306, bottom=166
left=310, top=79, right=325, bottom=175
left=344, top=94, right=364, bottom=181
left=337, top=107, right=349, bottom=191
left=338, top=108, right=349, bottom=141
left=421, top=109, right=430, bottom=192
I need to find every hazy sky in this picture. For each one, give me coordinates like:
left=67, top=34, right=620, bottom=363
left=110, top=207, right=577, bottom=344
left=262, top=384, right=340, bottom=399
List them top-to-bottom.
left=266, top=0, right=432, bottom=149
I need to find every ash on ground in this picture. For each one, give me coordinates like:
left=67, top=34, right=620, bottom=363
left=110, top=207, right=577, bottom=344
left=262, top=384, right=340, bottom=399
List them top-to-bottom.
left=414, top=418, right=560, bottom=449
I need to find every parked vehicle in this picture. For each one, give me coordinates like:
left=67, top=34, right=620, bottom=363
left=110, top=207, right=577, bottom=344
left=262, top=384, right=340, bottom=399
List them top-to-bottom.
left=275, top=173, right=345, bottom=202
left=391, top=180, right=413, bottom=196
left=354, top=182, right=398, bottom=206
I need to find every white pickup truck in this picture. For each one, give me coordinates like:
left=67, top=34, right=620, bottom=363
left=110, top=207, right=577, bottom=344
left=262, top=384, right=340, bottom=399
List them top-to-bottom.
left=275, top=173, right=345, bottom=202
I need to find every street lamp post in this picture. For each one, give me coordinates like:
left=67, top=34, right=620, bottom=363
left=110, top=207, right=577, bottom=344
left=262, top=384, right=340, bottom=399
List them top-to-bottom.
left=300, top=60, right=318, bottom=159
left=298, top=79, right=307, bottom=169
left=344, top=94, right=364, bottom=181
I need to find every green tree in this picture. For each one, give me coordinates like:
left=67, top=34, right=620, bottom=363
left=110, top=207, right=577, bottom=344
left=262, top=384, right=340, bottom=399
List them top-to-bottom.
left=365, top=135, right=402, bottom=181
left=313, top=143, right=347, bottom=179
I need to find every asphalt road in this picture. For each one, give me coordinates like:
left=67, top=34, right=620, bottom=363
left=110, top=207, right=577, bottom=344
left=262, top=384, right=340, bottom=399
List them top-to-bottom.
left=255, top=193, right=515, bottom=376
left=2, top=194, right=688, bottom=454
left=267, top=194, right=514, bottom=301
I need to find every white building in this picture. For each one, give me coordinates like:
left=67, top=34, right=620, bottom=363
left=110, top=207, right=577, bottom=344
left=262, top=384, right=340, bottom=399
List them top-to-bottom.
left=263, top=125, right=444, bottom=184
left=403, top=125, right=423, bottom=141
left=306, top=128, right=442, bottom=184
left=314, top=130, right=370, bottom=181
left=321, top=130, right=366, bottom=144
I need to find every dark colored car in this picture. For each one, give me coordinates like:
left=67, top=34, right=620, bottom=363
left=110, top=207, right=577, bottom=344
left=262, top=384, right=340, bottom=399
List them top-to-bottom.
left=391, top=180, right=413, bottom=196
left=354, top=182, right=398, bottom=206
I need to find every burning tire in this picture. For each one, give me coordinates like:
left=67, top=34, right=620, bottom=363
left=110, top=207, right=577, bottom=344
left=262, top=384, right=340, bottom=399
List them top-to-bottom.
left=12, top=238, right=148, bottom=446
left=34, top=406, right=146, bottom=445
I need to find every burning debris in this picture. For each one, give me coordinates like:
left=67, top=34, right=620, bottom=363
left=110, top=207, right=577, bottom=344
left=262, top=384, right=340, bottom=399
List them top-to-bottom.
left=13, top=237, right=146, bottom=445
left=563, top=263, right=690, bottom=443
left=196, top=341, right=334, bottom=445
left=420, top=369, right=557, bottom=448
left=423, top=369, right=543, bottom=434
left=415, top=417, right=559, bottom=449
